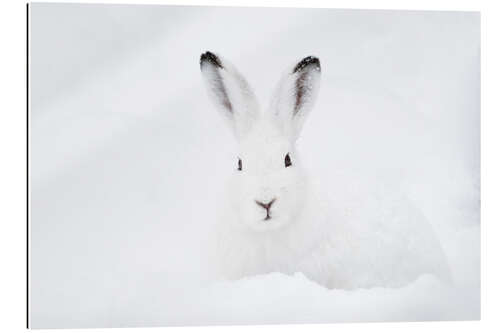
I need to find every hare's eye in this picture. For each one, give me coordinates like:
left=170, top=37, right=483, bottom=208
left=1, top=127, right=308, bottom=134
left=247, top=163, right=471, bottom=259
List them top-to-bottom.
left=284, top=153, right=292, bottom=168
left=237, top=158, right=242, bottom=171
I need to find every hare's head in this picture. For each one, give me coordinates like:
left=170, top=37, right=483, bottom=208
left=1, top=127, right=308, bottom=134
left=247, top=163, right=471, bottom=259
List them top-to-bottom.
left=200, top=51, right=321, bottom=232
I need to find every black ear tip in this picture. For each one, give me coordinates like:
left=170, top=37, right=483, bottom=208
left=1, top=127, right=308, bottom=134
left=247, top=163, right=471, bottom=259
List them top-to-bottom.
left=200, top=51, right=223, bottom=69
left=293, top=56, right=321, bottom=73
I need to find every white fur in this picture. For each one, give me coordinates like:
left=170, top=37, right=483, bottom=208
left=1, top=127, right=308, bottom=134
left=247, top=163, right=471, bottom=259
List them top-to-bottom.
left=201, top=52, right=451, bottom=289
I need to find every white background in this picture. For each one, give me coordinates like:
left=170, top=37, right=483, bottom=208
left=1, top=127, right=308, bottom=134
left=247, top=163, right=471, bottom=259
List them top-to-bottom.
left=0, top=0, right=499, bottom=332
left=27, top=2, right=480, bottom=328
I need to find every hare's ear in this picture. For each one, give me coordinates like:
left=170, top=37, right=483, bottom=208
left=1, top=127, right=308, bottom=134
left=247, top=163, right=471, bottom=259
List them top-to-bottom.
left=200, top=51, right=259, bottom=139
left=270, top=56, right=321, bottom=140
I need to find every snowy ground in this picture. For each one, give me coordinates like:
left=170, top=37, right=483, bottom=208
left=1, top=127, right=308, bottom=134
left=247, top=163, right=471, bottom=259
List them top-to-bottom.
left=30, top=4, right=480, bottom=328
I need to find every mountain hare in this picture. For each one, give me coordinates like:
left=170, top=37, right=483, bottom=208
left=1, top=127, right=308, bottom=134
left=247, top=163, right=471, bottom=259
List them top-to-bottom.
left=200, top=51, right=450, bottom=289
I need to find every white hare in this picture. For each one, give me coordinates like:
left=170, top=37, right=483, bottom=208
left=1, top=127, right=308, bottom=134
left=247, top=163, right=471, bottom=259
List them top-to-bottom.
left=200, top=51, right=450, bottom=289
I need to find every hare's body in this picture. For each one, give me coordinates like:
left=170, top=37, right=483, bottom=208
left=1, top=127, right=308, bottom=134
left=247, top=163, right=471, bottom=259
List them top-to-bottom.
left=200, top=52, right=450, bottom=289
left=215, top=174, right=450, bottom=289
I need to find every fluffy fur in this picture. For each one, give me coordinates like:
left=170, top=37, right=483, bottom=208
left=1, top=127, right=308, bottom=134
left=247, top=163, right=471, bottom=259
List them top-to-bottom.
left=200, top=51, right=450, bottom=289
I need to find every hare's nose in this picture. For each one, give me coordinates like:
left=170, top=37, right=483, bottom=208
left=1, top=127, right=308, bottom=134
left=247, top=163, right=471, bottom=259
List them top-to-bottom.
left=255, top=198, right=276, bottom=210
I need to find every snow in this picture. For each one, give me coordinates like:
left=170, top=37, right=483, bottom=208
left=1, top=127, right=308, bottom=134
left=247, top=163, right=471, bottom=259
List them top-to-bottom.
left=30, top=4, right=480, bottom=328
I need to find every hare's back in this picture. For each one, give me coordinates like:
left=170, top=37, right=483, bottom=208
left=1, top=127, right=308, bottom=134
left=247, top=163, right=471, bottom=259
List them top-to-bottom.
left=317, top=182, right=450, bottom=289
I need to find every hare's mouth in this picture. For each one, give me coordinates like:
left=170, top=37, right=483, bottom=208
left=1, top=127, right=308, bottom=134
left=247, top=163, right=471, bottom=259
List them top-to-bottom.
left=259, top=208, right=273, bottom=222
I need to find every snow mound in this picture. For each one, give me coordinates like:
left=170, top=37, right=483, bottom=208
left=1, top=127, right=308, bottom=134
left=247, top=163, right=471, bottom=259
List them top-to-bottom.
left=104, top=271, right=478, bottom=327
